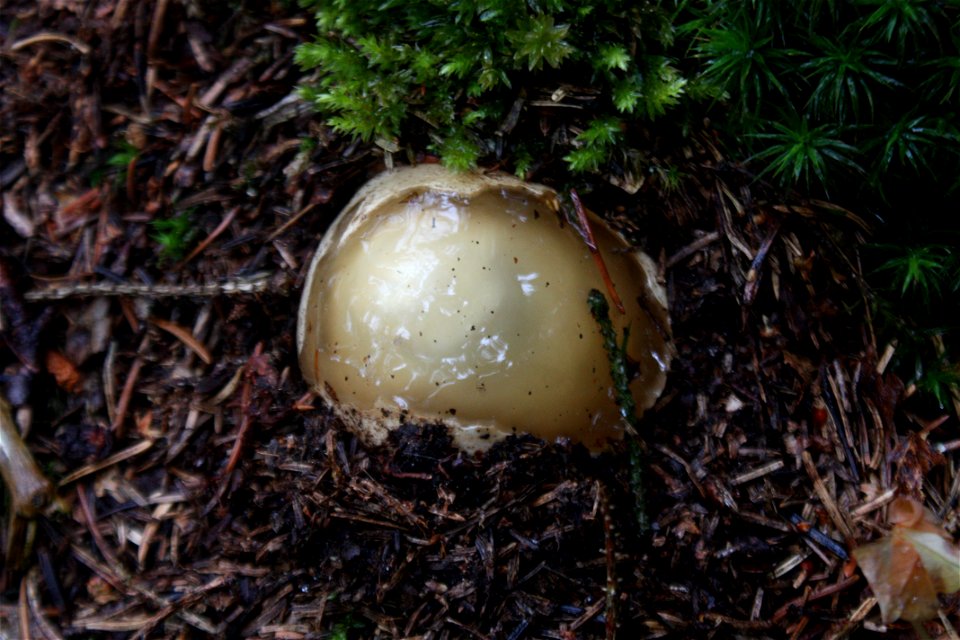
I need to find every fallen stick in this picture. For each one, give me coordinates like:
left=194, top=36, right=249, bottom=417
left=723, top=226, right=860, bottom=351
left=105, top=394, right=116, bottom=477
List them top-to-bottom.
left=0, top=395, right=53, bottom=517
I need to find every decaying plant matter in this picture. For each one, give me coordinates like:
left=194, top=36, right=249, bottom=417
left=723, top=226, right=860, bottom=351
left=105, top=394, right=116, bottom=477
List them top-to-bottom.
left=1, top=1, right=958, bottom=639
left=0, top=395, right=54, bottom=572
left=0, top=397, right=52, bottom=519
left=853, top=496, right=960, bottom=626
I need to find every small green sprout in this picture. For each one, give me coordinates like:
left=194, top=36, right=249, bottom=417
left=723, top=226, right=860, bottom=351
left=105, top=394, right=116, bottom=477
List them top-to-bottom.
left=151, top=211, right=196, bottom=263
left=872, top=244, right=954, bottom=303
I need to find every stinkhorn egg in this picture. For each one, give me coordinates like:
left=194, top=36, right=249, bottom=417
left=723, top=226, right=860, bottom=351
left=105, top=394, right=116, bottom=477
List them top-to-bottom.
left=297, top=164, right=671, bottom=452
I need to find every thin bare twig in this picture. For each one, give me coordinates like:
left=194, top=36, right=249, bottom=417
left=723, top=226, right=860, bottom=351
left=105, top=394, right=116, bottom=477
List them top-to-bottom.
left=9, top=32, right=91, bottom=55
left=178, top=206, right=239, bottom=267
left=24, top=272, right=280, bottom=300
left=110, top=335, right=148, bottom=439
left=223, top=342, right=264, bottom=478
left=57, top=440, right=154, bottom=487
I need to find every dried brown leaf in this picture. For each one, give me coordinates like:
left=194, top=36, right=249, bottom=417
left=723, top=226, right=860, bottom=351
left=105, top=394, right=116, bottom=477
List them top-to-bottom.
left=46, top=350, right=81, bottom=392
left=893, top=432, right=946, bottom=497
left=853, top=497, right=960, bottom=623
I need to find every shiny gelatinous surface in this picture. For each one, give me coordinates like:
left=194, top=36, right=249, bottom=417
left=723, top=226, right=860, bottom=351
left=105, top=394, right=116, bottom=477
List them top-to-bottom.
left=297, top=165, right=671, bottom=452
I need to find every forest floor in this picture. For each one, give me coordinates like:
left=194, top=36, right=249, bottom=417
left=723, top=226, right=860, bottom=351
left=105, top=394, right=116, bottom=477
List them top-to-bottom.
left=1, top=1, right=958, bottom=639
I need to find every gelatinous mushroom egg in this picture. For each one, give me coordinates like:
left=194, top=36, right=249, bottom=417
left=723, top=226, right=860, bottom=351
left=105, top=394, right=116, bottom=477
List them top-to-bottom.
left=297, top=164, right=671, bottom=452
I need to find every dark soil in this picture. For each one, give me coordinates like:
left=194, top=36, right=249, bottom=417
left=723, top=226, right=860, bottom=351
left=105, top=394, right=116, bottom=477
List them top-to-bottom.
left=1, top=1, right=958, bottom=639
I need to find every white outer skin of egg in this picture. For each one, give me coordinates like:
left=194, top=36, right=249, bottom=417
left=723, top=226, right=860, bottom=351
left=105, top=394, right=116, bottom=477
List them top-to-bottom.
left=297, top=164, right=671, bottom=453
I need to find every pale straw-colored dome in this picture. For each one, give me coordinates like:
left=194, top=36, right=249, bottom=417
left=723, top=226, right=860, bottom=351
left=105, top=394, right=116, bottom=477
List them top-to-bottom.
left=297, top=164, right=671, bottom=452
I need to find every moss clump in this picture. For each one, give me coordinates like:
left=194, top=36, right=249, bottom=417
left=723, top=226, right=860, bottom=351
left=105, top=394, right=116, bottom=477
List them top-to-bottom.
left=295, top=0, right=686, bottom=173
left=687, top=1, right=960, bottom=205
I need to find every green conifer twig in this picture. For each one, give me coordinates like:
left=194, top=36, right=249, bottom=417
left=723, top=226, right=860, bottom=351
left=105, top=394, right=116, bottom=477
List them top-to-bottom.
left=587, top=288, right=648, bottom=532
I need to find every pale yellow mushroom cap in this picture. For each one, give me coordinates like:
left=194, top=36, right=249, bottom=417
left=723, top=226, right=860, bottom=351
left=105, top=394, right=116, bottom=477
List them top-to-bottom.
left=297, top=164, right=671, bottom=452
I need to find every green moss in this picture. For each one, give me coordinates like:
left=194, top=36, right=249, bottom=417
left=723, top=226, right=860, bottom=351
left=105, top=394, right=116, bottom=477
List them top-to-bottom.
left=296, top=0, right=684, bottom=173
left=688, top=0, right=960, bottom=203
left=151, top=211, right=196, bottom=263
